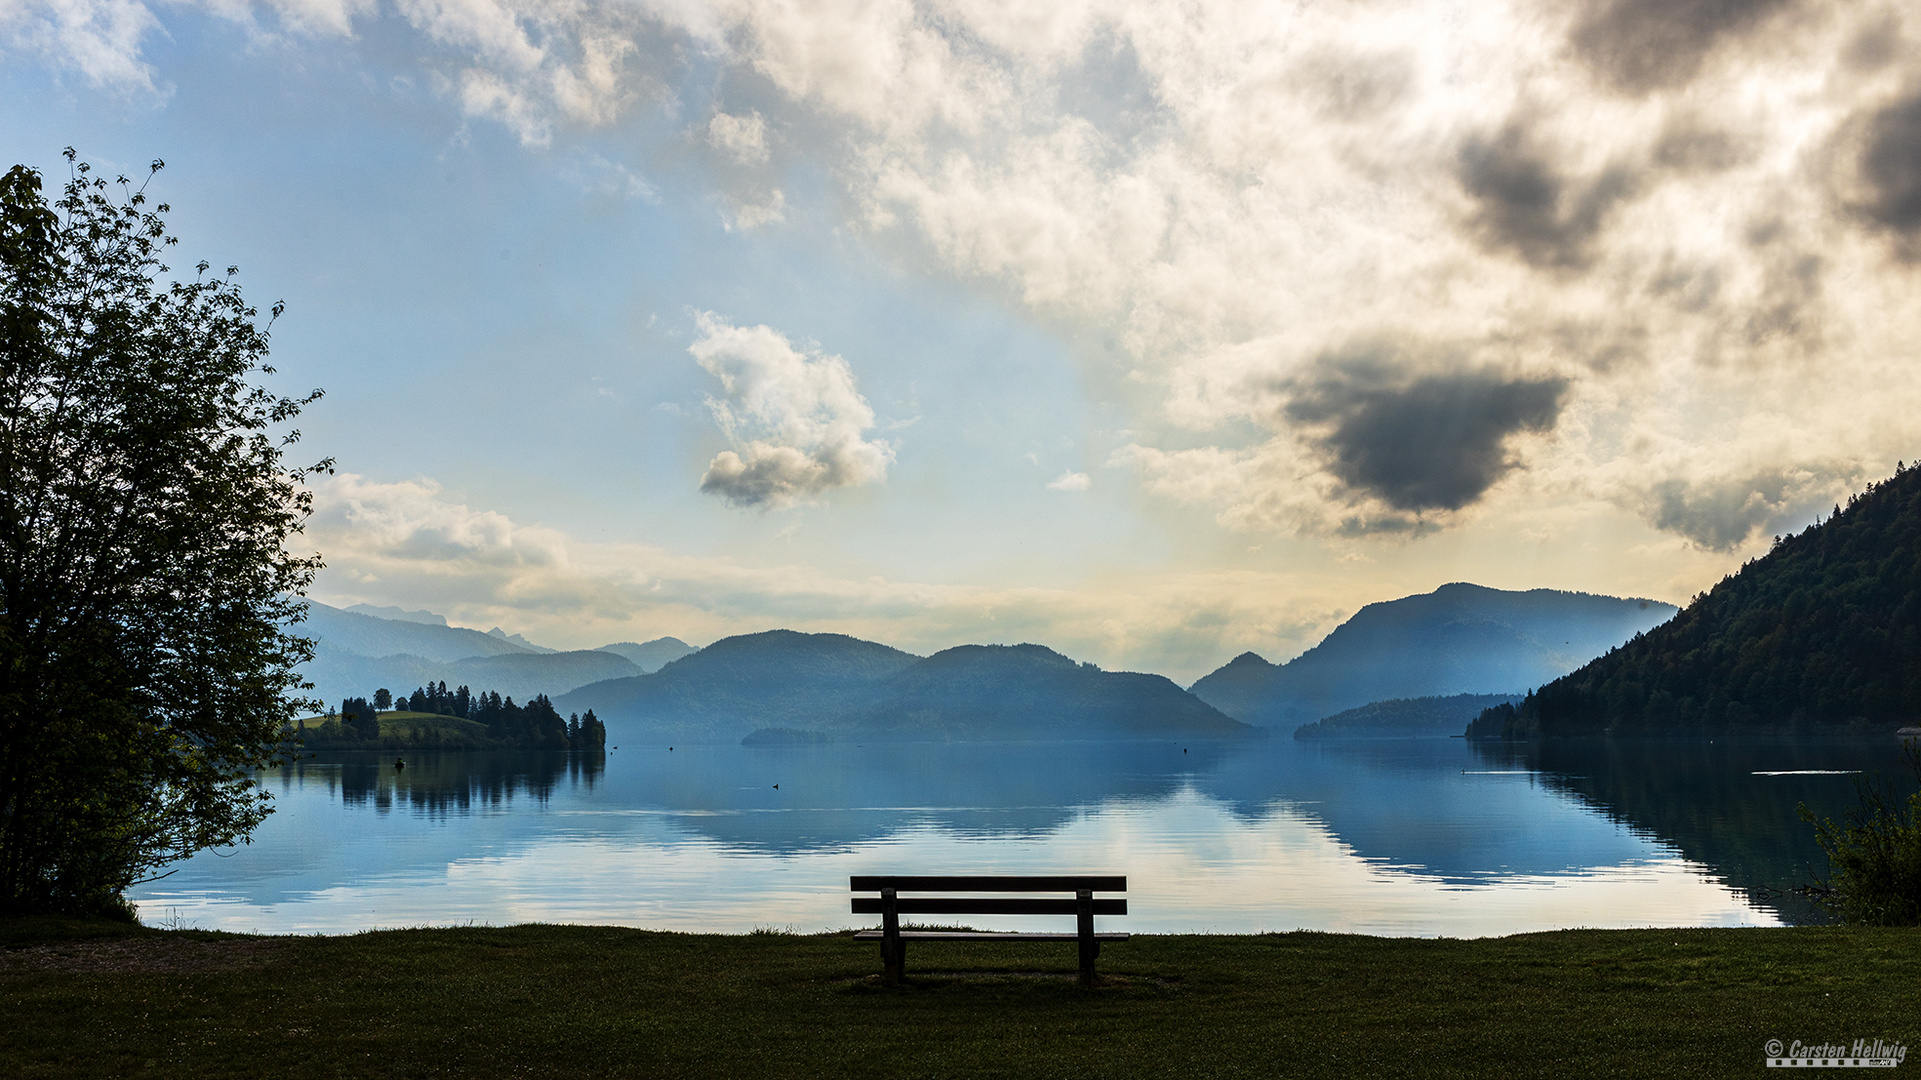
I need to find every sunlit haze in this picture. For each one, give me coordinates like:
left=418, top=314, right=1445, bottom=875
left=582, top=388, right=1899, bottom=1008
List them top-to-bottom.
left=6, top=0, right=1916, bottom=680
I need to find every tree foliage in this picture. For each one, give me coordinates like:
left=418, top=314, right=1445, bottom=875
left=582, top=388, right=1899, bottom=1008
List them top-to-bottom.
left=0, top=152, right=324, bottom=915
left=1473, top=463, right=1921, bottom=736
left=302, top=686, right=607, bottom=751
left=1801, top=743, right=1921, bottom=925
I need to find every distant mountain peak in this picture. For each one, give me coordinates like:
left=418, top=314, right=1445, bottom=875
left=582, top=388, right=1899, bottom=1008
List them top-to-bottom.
left=1189, top=582, right=1677, bottom=729
left=484, top=627, right=554, bottom=653
left=594, top=637, right=697, bottom=674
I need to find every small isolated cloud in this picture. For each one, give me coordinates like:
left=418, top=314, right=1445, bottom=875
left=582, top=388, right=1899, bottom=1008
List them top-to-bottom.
left=708, top=110, right=769, bottom=164
left=567, top=153, right=657, bottom=202
left=728, top=188, right=785, bottom=230
left=691, top=312, right=893, bottom=509
left=1285, top=348, right=1570, bottom=515
left=1046, top=470, right=1091, bottom=491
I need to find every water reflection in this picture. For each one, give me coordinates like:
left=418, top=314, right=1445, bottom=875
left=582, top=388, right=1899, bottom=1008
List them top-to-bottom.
left=128, top=737, right=1910, bottom=936
left=1470, top=737, right=1916, bottom=924
left=294, top=752, right=605, bottom=816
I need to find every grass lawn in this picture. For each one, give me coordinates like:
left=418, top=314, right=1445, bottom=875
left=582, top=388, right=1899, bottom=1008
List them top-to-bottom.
left=295, top=711, right=491, bottom=737
left=1, top=920, right=1915, bottom=1078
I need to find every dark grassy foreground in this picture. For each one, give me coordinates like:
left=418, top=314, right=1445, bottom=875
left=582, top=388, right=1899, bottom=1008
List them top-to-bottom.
left=2, top=920, right=1917, bottom=1078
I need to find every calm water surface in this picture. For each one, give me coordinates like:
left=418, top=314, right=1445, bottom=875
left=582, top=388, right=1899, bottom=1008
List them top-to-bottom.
left=128, top=736, right=1914, bottom=936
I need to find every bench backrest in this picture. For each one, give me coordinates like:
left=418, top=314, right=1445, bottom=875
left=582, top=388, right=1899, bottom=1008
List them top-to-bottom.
left=850, top=875, right=1126, bottom=916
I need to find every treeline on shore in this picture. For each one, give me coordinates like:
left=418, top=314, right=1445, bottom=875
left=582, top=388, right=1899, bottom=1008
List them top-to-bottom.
left=296, top=680, right=607, bottom=751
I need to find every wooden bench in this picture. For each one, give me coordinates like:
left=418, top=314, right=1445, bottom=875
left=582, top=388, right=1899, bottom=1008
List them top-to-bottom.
left=850, top=875, right=1127, bottom=985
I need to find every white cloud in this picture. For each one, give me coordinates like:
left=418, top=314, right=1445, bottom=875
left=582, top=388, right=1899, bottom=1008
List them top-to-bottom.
left=3, top=0, right=164, bottom=91
left=31, top=0, right=1921, bottom=551
left=708, top=109, right=769, bottom=164
left=726, top=187, right=785, bottom=230
left=690, top=312, right=893, bottom=509
left=1046, top=470, right=1090, bottom=491
left=307, top=472, right=1347, bottom=681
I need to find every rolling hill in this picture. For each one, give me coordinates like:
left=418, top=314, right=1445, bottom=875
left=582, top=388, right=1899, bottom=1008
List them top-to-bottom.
left=554, top=630, right=922, bottom=742
left=555, top=632, right=1255, bottom=743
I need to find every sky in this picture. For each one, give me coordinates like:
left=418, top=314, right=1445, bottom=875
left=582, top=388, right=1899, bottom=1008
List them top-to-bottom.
left=5, top=0, right=1918, bottom=682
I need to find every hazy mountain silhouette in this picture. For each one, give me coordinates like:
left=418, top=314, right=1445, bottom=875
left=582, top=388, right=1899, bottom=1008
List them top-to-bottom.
left=1478, top=464, right=1921, bottom=735
left=1190, top=583, right=1677, bottom=730
left=298, top=602, right=658, bottom=703
left=302, top=602, right=534, bottom=663
left=344, top=603, right=448, bottom=626
left=487, top=627, right=555, bottom=653
left=555, top=630, right=921, bottom=742
left=556, top=631, right=1254, bottom=743
left=595, top=638, right=697, bottom=672
left=851, top=644, right=1252, bottom=741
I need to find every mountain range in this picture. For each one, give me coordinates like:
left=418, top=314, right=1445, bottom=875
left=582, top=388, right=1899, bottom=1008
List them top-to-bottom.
left=296, top=578, right=1683, bottom=743
left=1188, top=583, right=1677, bottom=730
left=295, top=601, right=695, bottom=704
left=553, top=631, right=1253, bottom=744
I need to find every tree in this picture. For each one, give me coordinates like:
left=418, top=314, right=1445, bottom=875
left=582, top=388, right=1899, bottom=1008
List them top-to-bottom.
left=0, top=153, right=325, bottom=916
left=373, top=688, right=392, bottom=711
left=340, top=697, right=378, bottom=742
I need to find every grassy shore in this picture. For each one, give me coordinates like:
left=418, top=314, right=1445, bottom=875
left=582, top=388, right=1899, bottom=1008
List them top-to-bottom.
left=2, top=919, right=1916, bottom=1078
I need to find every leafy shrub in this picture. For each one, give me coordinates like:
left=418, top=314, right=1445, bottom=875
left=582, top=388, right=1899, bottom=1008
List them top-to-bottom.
left=1802, top=742, right=1921, bottom=925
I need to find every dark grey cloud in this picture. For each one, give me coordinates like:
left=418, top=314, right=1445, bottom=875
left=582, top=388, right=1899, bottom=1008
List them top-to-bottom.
left=1569, top=0, right=1798, bottom=94
left=1842, top=12, right=1904, bottom=72
left=1857, top=89, right=1921, bottom=249
left=1653, top=116, right=1755, bottom=173
left=1457, top=122, right=1638, bottom=269
left=1285, top=355, right=1571, bottom=514
left=1642, top=468, right=1851, bottom=550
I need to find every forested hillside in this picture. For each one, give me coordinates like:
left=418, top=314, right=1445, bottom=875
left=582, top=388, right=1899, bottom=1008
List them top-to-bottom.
left=1474, top=464, right=1921, bottom=736
left=1293, top=693, right=1523, bottom=739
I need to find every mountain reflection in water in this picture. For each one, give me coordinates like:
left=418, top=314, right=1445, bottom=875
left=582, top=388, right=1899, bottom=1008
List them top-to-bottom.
left=129, top=737, right=1912, bottom=935
left=1469, top=737, right=1917, bottom=925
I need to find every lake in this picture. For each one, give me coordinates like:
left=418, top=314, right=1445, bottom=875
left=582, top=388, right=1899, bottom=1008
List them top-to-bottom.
left=128, top=735, right=1916, bottom=936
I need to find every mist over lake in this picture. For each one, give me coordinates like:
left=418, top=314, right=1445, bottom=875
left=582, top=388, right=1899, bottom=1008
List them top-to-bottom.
left=130, top=735, right=1906, bottom=937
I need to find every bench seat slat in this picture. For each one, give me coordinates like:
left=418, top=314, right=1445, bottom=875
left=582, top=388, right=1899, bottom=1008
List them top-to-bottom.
left=850, top=875, right=1125, bottom=892
left=852, top=897, right=1126, bottom=916
left=853, top=931, right=1129, bottom=941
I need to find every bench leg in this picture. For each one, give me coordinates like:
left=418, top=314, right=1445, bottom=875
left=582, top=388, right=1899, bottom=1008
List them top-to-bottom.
left=881, top=887, right=904, bottom=986
left=1076, top=889, right=1097, bottom=985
